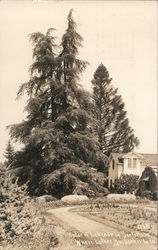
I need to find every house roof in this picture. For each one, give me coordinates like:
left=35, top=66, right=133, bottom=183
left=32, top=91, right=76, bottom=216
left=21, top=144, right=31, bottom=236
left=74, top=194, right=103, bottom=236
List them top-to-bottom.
left=122, top=151, right=143, bottom=159
left=110, top=152, right=158, bottom=166
left=110, top=153, right=123, bottom=164
left=140, top=154, right=158, bottom=166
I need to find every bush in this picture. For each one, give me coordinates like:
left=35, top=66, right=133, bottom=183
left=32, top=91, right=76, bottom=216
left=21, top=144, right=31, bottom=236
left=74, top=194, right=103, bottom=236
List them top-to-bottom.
left=0, top=164, right=57, bottom=249
left=138, top=167, right=157, bottom=198
left=114, top=174, right=139, bottom=194
left=141, top=190, right=153, bottom=200
left=153, top=192, right=158, bottom=201
left=107, top=193, right=136, bottom=201
left=61, top=194, right=89, bottom=203
left=36, top=195, right=57, bottom=203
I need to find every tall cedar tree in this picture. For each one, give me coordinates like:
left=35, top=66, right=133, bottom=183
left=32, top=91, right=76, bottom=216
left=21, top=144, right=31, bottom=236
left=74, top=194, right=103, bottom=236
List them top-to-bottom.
left=8, top=10, right=107, bottom=196
left=92, top=63, right=139, bottom=156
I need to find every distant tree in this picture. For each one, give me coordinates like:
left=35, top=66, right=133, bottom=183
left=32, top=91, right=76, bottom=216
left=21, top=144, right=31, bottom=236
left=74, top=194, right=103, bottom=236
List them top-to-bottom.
left=8, top=10, right=107, bottom=196
left=92, top=63, right=139, bottom=156
left=3, top=140, right=15, bottom=167
left=114, top=174, right=139, bottom=194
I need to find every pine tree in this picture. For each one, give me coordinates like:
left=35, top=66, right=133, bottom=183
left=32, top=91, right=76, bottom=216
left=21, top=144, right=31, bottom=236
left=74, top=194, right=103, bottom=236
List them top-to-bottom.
left=8, top=11, right=108, bottom=196
left=92, top=63, right=139, bottom=156
left=3, top=140, right=15, bottom=167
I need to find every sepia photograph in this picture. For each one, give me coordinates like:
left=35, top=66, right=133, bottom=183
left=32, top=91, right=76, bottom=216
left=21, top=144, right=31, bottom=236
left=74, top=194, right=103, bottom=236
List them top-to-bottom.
left=0, top=0, right=157, bottom=249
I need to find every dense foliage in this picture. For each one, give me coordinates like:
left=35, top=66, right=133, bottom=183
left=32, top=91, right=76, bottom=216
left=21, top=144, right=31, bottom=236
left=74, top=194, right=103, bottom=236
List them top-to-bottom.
left=8, top=10, right=107, bottom=196
left=92, top=63, right=139, bottom=155
left=41, top=163, right=109, bottom=198
left=0, top=164, right=57, bottom=249
left=137, top=167, right=157, bottom=200
left=114, top=174, right=139, bottom=194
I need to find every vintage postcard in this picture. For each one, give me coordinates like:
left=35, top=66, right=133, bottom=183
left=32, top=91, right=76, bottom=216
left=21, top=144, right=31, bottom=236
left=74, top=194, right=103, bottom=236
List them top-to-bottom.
left=0, top=1, right=157, bottom=250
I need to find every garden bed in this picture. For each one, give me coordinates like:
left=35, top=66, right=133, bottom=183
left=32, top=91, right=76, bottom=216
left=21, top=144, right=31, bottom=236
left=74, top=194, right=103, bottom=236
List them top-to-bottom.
left=70, top=201, right=157, bottom=237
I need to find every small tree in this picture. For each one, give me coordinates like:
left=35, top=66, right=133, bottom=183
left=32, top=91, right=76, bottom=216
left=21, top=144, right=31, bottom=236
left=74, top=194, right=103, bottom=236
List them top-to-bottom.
left=3, top=140, right=15, bottom=167
left=137, top=166, right=158, bottom=199
left=114, top=174, right=139, bottom=194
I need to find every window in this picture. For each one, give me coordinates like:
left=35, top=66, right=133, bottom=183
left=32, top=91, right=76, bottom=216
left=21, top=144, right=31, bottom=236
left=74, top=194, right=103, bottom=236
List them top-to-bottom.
left=128, top=158, right=131, bottom=168
left=133, top=158, right=137, bottom=168
left=112, top=159, right=115, bottom=170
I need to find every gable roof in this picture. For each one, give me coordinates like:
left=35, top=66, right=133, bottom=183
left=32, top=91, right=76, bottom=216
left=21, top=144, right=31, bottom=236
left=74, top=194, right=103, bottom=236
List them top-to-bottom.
left=122, top=151, right=143, bottom=159
left=110, top=152, right=158, bottom=166
left=110, top=153, right=123, bottom=164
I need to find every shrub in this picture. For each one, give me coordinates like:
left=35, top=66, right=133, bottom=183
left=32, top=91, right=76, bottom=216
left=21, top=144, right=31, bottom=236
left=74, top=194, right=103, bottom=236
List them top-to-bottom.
left=0, top=164, right=57, bottom=249
left=138, top=167, right=157, bottom=198
left=114, top=174, right=139, bottom=194
left=141, top=190, right=153, bottom=200
left=153, top=192, right=158, bottom=201
left=107, top=193, right=136, bottom=201
left=61, top=194, right=89, bottom=203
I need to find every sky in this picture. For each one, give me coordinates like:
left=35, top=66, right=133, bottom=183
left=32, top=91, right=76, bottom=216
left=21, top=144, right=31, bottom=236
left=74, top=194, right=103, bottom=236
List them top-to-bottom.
left=0, top=0, right=157, bottom=161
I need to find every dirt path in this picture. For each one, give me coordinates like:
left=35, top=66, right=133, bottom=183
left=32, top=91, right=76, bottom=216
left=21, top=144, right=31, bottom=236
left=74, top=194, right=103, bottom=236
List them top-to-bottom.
left=47, top=206, right=157, bottom=250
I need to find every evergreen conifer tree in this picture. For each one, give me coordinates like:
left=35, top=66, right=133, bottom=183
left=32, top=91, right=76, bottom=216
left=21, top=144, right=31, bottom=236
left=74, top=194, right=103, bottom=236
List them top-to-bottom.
left=8, top=11, right=107, bottom=196
left=92, top=63, right=139, bottom=156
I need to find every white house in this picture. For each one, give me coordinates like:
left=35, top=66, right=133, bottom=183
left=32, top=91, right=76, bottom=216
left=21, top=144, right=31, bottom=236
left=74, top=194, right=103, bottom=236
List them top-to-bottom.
left=108, top=151, right=158, bottom=188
